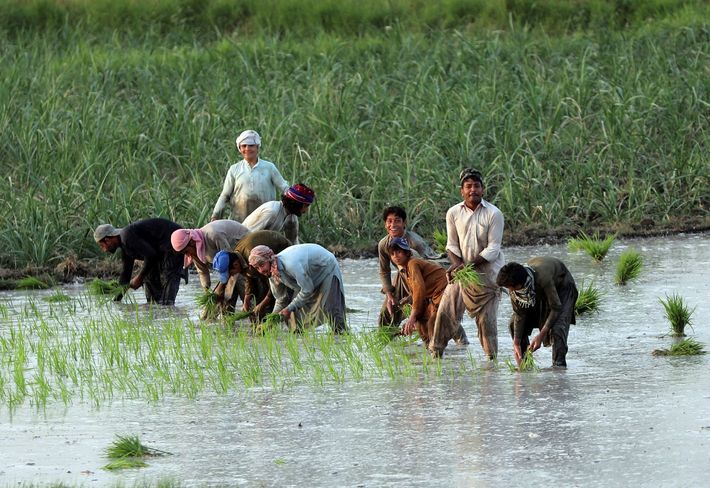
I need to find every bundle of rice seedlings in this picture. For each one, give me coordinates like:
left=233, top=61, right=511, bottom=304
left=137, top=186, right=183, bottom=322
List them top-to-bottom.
left=433, top=229, right=447, bottom=254
left=567, top=232, right=615, bottom=261
left=615, top=248, right=642, bottom=285
left=452, top=264, right=482, bottom=287
left=15, top=276, right=51, bottom=290
left=88, top=278, right=127, bottom=299
left=575, top=281, right=602, bottom=315
left=196, top=289, right=220, bottom=319
left=44, top=291, right=71, bottom=303
left=659, top=293, right=695, bottom=336
left=224, top=310, right=253, bottom=327
left=255, top=312, right=283, bottom=335
left=652, top=338, right=705, bottom=356
left=518, top=350, right=540, bottom=372
left=102, top=434, right=170, bottom=471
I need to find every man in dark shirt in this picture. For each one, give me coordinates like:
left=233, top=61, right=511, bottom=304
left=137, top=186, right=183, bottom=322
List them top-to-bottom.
left=94, top=218, right=185, bottom=305
left=496, top=256, right=578, bottom=368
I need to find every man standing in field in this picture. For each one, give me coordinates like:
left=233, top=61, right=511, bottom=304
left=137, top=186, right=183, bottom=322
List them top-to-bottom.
left=211, top=129, right=290, bottom=222
left=429, top=169, right=505, bottom=359
left=376, top=206, right=444, bottom=327
left=93, top=218, right=185, bottom=305
left=497, top=257, right=578, bottom=368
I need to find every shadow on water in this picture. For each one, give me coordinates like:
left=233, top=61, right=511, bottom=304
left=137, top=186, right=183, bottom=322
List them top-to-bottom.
left=1, top=233, right=709, bottom=487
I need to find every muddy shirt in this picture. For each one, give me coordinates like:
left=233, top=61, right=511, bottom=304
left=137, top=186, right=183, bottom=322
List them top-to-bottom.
left=211, top=158, right=289, bottom=222
left=242, top=200, right=299, bottom=245
left=118, top=218, right=182, bottom=285
left=378, top=230, right=439, bottom=294
left=510, top=256, right=577, bottom=340
left=401, top=258, right=448, bottom=320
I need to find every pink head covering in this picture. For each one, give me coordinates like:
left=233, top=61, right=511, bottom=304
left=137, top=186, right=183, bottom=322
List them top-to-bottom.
left=171, top=229, right=206, bottom=269
left=248, top=245, right=281, bottom=283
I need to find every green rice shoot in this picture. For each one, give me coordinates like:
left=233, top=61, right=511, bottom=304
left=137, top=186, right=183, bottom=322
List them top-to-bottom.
left=433, top=229, right=447, bottom=254
left=567, top=232, right=616, bottom=261
left=615, top=248, right=643, bottom=285
left=452, top=265, right=482, bottom=288
left=15, top=276, right=51, bottom=290
left=88, top=278, right=128, bottom=300
left=575, top=281, right=602, bottom=315
left=196, top=289, right=220, bottom=319
left=43, top=291, right=71, bottom=303
left=659, top=293, right=695, bottom=336
left=224, top=310, right=253, bottom=327
left=256, top=312, right=283, bottom=334
left=652, top=338, right=705, bottom=356
left=519, top=350, right=540, bottom=372
left=105, top=434, right=170, bottom=459
left=102, top=458, right=149, bottom=470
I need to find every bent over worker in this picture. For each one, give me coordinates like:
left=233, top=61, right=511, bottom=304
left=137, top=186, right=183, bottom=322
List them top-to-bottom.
left=497, top=257, right=578, bottom=368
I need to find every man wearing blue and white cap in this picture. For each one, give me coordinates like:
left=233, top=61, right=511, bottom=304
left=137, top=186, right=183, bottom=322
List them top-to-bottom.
left=211, top=129, right=289, bottom=222
left=211, top=230, right=292, bottom=317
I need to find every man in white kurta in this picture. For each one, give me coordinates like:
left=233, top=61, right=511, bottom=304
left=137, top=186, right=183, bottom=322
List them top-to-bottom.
left=211, top=130, right=289, bottom=222
left=429, top=169, right=505, bottom=359
left=242, top=183, right=315, bottom=245
left=249, top=244, right=348, bottom=333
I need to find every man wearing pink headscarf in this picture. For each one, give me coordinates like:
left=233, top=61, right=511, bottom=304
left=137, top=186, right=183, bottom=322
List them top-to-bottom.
left=242, top=183, right=315, bottom=245
left=171, top=219, right=250, bottom=290
left=249, top=243, right=347, bottom=333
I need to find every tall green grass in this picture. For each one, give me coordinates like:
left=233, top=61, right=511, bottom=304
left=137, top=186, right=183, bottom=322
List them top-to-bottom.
left=0, top=10, right=709, bottom=268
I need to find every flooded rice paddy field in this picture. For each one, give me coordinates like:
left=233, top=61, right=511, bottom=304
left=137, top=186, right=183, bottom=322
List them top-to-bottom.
left=1, top=233, right=709, bottom=487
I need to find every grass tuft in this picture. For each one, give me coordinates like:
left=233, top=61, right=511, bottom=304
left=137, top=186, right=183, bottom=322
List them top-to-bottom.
left=568, top=232, right=615, bottom=261
left=615, top=248, right=643, bottom=285
left=452, top=265, right=482, bottom=288
left=15, top=276, right=51, bottom=290
left=88, top=279, right=127, bottom=300
left=575, top=281, right=602, bottom=315
left=196, top=290, right=220, bottom=319
left=43, top=291, right=71, bottom=303
left=659, top=293, right=695, bottom=336
left=224, top=310, right=253, bottom=327
left=255, top=312, right=283, bottom=335
left=652, top=338, right=705, bottom=356
left=102, top=458, right=149, bottom=470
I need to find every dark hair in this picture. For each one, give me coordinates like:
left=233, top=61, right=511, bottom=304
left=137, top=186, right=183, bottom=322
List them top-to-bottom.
left=459, top=168, right=484, bottom=187
left=282, top=194, right=308, bottom=215
left=382, top=206, right=407, bottom=222
left=387, top=242, right=412, bottom=256
left=496, top=262, right=528, bottom=288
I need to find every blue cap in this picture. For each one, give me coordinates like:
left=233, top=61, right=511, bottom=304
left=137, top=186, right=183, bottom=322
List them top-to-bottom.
left=388, top=236, right=411, bottom=252
left=212, top=250, right=231, bottom=284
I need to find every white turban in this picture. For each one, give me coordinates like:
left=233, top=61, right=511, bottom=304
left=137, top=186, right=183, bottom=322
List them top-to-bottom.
left=236, top=129, right=261, bottom=147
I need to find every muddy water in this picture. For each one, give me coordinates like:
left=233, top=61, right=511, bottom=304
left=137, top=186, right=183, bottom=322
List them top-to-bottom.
left=1, top=233, right=709, bottom=487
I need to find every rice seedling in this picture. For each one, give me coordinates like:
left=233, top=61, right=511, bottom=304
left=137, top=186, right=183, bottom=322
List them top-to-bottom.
left=433, top=229, right=447, bottom=254
left=567, top=232, right=616, bottom=262
left=615, top=248, right=642, bottom=285
left=452, top=265, right=482, bottom=288
left=15, top=276, right=51, bottom=290
left=87, top=279, right=128, bottom=301
left=575, top=281, right=602, bottom=315
left=195, top=289, right=220, bottom=319
left=43, top=291, right=71, bottom=303
left=659, top=293, right=696, bottom=336
left=224, top=310, right=253, bottom=328
left=255, top=312, right=283, bottom=335
left=652, top=338, right=705, bottom=356
left=504, top=350, right=539, bottom=372
left=105, top=434, right=170, bottom=459
left=103, top=458, right=149, bottom=470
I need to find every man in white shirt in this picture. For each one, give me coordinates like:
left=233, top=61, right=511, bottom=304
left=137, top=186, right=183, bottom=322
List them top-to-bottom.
left=211, top=130, right=289, bottom=222
left=429, top=168, right=505, bottom=359
left=242, top=184, right=315, bottom=245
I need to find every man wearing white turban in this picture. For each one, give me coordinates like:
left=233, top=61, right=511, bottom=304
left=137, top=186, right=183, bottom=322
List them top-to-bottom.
left=211, top=129, right=290, bottom=222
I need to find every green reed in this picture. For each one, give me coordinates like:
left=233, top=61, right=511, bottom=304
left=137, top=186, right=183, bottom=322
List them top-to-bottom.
left=1, top=19, right=709, bottom=269
left=568, top=232, right=616, bottom=262
left=615, top=248, right=643, bottom=285
left=452, top=265, right=483, bottom=288
left=575, top=281, right=602, bottom=315
left=659, top=293, right=696, bottom=336
left=653, top=338, right=705, bottom=356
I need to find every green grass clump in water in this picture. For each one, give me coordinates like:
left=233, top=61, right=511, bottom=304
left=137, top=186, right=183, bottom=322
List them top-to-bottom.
left=433, top=229, right=447, bottom=255
left=568, top=232, right=615, bottom=261
left=615, top=248, right=642, bottom=285
left=452, top=265, right=482, bottom=288
left=15, top=276, right=51, bottom=290
left=88, top=279, right=128, bottom=299
left=575, top=281, right=602, bottom=315
left=196, top=290, right=219, bottom=319
left=44, top=291, right=71, bottom=303
left=659, top=293, right=695, bottom=336
left=224, top=310, right=253, bottom=327
left=256, top=312, right=283, bottom=334
left=653, top=338, right=705, bottom=356
left=505, top=350, right=539, bottom=372
left=102, top=434, right=170, bottom=470
left=103, top=458, right=149, bottom=470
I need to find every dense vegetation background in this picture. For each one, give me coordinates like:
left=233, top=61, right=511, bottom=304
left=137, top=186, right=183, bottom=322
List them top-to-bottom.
left=0, top=0, right=708, bottom=270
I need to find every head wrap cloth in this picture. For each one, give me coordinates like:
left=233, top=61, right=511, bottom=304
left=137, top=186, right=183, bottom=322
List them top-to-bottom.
left=236, top=130, right=261, bottom=147
left=459, top=168, right=484, bottom=186
left=284, top=184, right=315, bottom=205
left=171, top=229, right=206, bottom=269
left=248, top=245, right=281, bottom=283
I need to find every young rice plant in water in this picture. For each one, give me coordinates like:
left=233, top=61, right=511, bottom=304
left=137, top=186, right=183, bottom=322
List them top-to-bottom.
left=568, top=232, right=615, bottom=262
left=615, top=248, right=643, bottom=285
left=575, top=281, right=602, bottom=315
left=659, top=293, right=695, bottom=336
left=652, top=338, right=705, bottom=356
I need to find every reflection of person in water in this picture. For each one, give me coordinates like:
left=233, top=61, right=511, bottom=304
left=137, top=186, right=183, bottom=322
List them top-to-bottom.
left=497, top=256, right=578, bottom=368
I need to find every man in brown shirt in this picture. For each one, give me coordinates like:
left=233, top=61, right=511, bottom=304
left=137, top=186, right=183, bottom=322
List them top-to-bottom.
left=388, top=237, right=467, bottom=347
left=496, top=256, right=578, bottom=368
